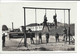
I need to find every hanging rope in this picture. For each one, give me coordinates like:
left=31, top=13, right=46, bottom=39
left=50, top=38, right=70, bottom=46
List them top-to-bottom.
left=45, top=9, right=46, bottom=15
left=55, top=9, right=57, bottom=16
left=64, top=10, right=65, bottom=27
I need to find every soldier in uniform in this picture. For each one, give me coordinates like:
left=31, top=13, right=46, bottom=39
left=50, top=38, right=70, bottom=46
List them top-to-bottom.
left=53, top=13, right=57, bottom=29
left=42, top=15, right=50, bottom=31
left=63, top=27, right=67, bottom=42
left=28, top=28, right=34, bottom=44
left=39, top=32, right=42, bottom=44
left=2, top=33, right=5, bottom=47
left=30, top=33, right=34, bottom=44
left=46, top=33, right=49, bottom=43
left=55, top=33, right=59, bottom=42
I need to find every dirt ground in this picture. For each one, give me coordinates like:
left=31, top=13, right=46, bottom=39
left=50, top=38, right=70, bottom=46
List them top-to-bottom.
left=2, top=35, right=75, bottom=51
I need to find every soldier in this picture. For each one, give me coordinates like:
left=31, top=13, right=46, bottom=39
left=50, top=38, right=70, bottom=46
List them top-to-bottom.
left=53, top=13, right=57, bottom=29
left=42, top=15, right=50, bottom=31
left=63, top=27, right=67, bottom=42
left=28, top=28, right=34, bottom=44
left=28, top=28, right=32, bottom=32
left=39, top=32, right=42, bottom=44
left=2, top=33, right=5, bottom=47
left=30, top=33, right=34, bottom=44
left=46, top=33, right=49, bottom=43
left=55, top=33, right=59, bottom=42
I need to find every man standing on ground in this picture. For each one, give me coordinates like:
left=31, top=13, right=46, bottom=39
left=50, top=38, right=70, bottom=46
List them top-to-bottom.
left=63, top=27, right=67, bottom=42
left=28, top=28, right=34, bottom=44
left=39, top=32, right=42, bottom=44
left=2, top=33, right=5, bottom=47
left=46, top=33, right=49, bottom=43
left=55, top=33, right=59, bottom=42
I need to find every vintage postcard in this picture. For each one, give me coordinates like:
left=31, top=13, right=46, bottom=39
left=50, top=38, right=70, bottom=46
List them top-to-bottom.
left=0, top=2, right=77, bottom=53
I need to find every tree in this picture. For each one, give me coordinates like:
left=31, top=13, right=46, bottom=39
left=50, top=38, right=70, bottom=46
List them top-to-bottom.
left=2, top=25, right=8, bottom=31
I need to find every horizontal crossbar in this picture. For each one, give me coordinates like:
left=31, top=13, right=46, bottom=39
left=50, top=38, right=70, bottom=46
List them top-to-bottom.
left=23, top=7, right=70, bottom=10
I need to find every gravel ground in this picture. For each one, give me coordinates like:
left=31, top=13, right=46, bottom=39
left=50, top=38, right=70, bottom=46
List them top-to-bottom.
left=2, top=35, right=75, bottom=51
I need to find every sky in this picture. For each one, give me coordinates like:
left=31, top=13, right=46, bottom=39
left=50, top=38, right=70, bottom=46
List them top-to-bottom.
left=0, top=2, right=77, bottom=29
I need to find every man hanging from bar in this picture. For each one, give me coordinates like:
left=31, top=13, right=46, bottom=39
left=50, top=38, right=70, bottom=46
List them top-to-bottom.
left=53, top=13, right=57, bottom=29
left=42, top=14, right=50, bottom=31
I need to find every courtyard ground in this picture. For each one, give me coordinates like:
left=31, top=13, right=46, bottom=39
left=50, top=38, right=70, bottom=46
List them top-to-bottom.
left=2, top=35, right=75, bottom=51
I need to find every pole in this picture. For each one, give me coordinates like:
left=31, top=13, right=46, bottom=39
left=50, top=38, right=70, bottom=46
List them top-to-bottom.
left=23, top=8, right=27, bottom=47
left=35, top=9, right=37, bottom=44
left=68, top=9, right=70, bottom=44
left=64, top=10, right=65, bottom=27
left=12, top=22, right=14, bottom=30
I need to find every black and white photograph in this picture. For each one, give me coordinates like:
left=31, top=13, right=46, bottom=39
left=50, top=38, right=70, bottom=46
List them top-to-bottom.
left=0, top=2, right=77, bottom=53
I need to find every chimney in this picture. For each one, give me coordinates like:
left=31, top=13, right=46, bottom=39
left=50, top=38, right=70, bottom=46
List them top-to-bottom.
left=12, top=22, right=14, bottom=30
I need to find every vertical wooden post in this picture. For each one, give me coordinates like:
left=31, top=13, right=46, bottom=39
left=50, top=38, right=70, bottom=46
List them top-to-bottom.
left=23, top=8, right=27, bottom=47
left=35, top=9, right=37, bottom=44
left=68, top=9, right=70, bottom=44
left=12, top=22, right=14, bottom=30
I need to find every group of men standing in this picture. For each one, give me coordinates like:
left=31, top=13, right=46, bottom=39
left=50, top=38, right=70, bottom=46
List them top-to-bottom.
left=27, top=26, right=68, bottom=44
left=2, top=27, right=68, bottom=47
left=39, top=27, right=67, bottom=44
left=27, top=29, right=50, bottom=44
left=39, top=32, right=49, bottom=44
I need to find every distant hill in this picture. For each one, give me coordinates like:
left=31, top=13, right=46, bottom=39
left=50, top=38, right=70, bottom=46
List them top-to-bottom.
left=26, top=22, right=65, bottom=26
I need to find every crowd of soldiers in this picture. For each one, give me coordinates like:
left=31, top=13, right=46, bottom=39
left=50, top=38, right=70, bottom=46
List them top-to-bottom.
left=2, top=27, right=74, bottom=47
left=26, top=28, right=66, bottom=44
left=26, top=28, right=68, bottom=44
left=27, top=28, right=50, bottom=44
left=39, top=32, right=50, bottom=44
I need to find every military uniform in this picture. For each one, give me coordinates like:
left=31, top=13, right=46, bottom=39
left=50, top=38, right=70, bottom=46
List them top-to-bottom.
left=53, top=14, right=57, bottom=28
left=42, top=15, right=50, bottom=31
left=63, top=28, right=67, bottom=42
left=28, top=29, right=34, bottom=44
left=39, top=32, right=42, bottom=43
left=2, top=33, right=5, bottom=47
left=30, top=33, right=34, bottom=44
left=46, top=33, right=49, bottom=43
left=55, top=33, right=59, bottom=42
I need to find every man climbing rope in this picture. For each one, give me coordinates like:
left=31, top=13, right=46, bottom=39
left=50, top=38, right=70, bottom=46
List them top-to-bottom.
left=53, top=13, right=57, bottom=29
left=42, top=14, right=50, bottom=31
